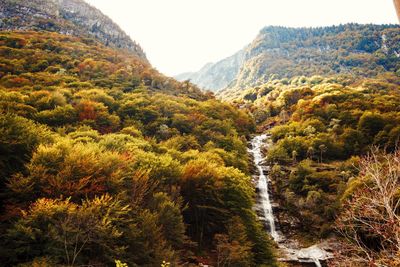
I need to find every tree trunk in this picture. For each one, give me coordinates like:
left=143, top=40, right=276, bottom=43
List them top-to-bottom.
left=395, top=0, right=400, bottom=22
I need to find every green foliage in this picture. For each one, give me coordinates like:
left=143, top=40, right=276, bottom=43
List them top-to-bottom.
left=219, top=24, right=400, bottom=98
left=0, top=31, right=267, bottom=266
left=239, top=72, right=400, bottom=238
left=35, top=105, right=77, bottom=126
left=358, top=111, right=385, bottom=139
left=0, top=113, right=53, bottom=180
left=8, top=139, right=129, bottom=201
left=180, top=158, right=277, bottom=265
left=148, top=192, right=186, bottom=248
left=6, top=195, right=131, bottom=266
left=125, top=210, right=177, bottom=266
left=214, top=217, right=253, bottom=267
left=115, top=260, right=129, bottom=267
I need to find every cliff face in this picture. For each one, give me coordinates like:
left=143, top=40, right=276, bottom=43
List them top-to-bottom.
left=0, top=0, right=147, bottom=60
left=395, top=0, right=400, bottom=22
left=175, top=49, right=245, bottom=92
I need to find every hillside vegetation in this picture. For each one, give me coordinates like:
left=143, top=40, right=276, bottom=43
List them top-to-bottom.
left=0, top=0, right=147, bottom=59
left=1, top=0, right=400, bottom=265
left=178, top=24, right=400, bottom=95
left=0, top=31, right=278, bottom=267
left=231, top=72, right=400, bottom=265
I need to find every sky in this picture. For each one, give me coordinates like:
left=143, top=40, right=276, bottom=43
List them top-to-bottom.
left=85, top=0, right=398, bottom=76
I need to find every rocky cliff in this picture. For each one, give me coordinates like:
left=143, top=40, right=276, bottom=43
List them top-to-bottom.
left=0, top=0, right=147, bottom=60
left=395, top=0, right=400, bottom=22
left=175, top=49, right=245, bottom=92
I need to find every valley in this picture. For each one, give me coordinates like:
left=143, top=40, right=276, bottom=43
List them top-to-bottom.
left=0, top=0, right=399, bottom=266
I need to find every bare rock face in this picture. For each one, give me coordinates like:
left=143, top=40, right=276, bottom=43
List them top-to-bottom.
left=0, top=0, right=147, bottom=60
left=395, top=0, right=400, bottom=22
left=175, top=49, right=245, bottom=92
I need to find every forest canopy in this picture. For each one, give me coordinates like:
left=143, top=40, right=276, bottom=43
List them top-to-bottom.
left=0, top=31, right=277, bottom=266
left=229, top=72, right=400, bottom=264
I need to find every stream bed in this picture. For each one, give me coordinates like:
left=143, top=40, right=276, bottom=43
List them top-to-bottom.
left=249, top=134, right=333, bottom=267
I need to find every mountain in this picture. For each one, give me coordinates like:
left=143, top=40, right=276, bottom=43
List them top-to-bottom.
left=0, top=0, right=147, bottom=60
left=395, top=0, right=400, bottom=21
left=0, top=1, right=280, bottom=266
left=1, top=1, right=400, bottom=265
left=181, top=24, right=400, bottom=98
left=227, top=24, right=399, bottom=90
left=175, top=49, right=245, bottom=92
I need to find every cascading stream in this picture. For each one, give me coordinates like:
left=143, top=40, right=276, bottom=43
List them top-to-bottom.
left=249, top=134, right=280, bottom=241
left=250, top=134, right=332, bottom=267
left=313, top=258, right=322, bottom=267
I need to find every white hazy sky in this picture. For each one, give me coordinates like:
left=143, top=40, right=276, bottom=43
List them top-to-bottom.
left=85, top=0, right=398, bottom=76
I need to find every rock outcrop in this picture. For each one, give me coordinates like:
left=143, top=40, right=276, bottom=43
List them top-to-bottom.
left=0, top=0, right=147, bottom=60
left=395, top=0, right=400, bottom=22
left=175, top=49, right=245, bottom=92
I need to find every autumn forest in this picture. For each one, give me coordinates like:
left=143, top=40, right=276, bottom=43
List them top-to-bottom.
left=0, top=0, right=400, bottom=267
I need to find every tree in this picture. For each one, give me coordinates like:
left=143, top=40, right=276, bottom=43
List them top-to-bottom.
left=0, top=30, right=278, bottom=266
left=35, top=105, right=77, bottom=126
left=358, top=112, right=385, bottom=140
left=0, top=114, right=53, bottom=180
left=341, top=128, right=365, bottom=157
left=7, top=140, right=129, bottom=202
left=319, top=144, right=327, bottom=163
left=307, top=146, right=315, bottom=160
left=337, top=148, right=400, bottom=266
left=292, top=150, right=298, bottom=164
left=180, top=159, right=229, bottom=245
left=148, top=192, right=186, bottom=249
left=6, top=195, right=131, bottom=266
left=214, top=217, right=253, bottom=267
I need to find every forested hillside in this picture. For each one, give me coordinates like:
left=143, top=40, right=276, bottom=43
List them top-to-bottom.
left=0, top=0, right=147, bottom=59
left=1, top=0, right=399, bottom=265
left=180, top=24, right=400, bottom=95
left=0, top=31, right=278, bottom=266
left=231, top=72, right=400, bottom=266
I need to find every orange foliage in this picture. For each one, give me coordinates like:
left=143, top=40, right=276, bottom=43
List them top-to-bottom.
left=77, top=100, right=98, bottom=121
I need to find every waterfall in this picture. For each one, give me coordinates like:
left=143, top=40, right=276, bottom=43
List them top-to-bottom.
left=250, top=134, right=280, bottom=241
left=250, top=134, right=333, bottom=267
left=313, top=259, right=322, bottom=267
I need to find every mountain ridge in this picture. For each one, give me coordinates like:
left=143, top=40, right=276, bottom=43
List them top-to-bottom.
left=0, top=0, right=147, bottom=60
left=178, top=24, right=400, bottom=97
left=175, top=49, right=245, bottom=92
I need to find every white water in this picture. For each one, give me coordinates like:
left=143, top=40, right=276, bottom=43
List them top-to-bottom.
left=249, top=134, right=280, bottom=241
left=250, top=134, right=332, bottom=267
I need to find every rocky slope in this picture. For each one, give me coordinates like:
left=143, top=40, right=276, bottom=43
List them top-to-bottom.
left=0, top=0, right=147, bottom=60
left=395, top=0, right=400, bottom=22
left=175, top=49, right=245, bottom=92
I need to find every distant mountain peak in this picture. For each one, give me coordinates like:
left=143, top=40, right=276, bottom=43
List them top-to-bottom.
left=0, top=0, right=147, bottom=60
left=174, top=49, right=246, bottom=92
